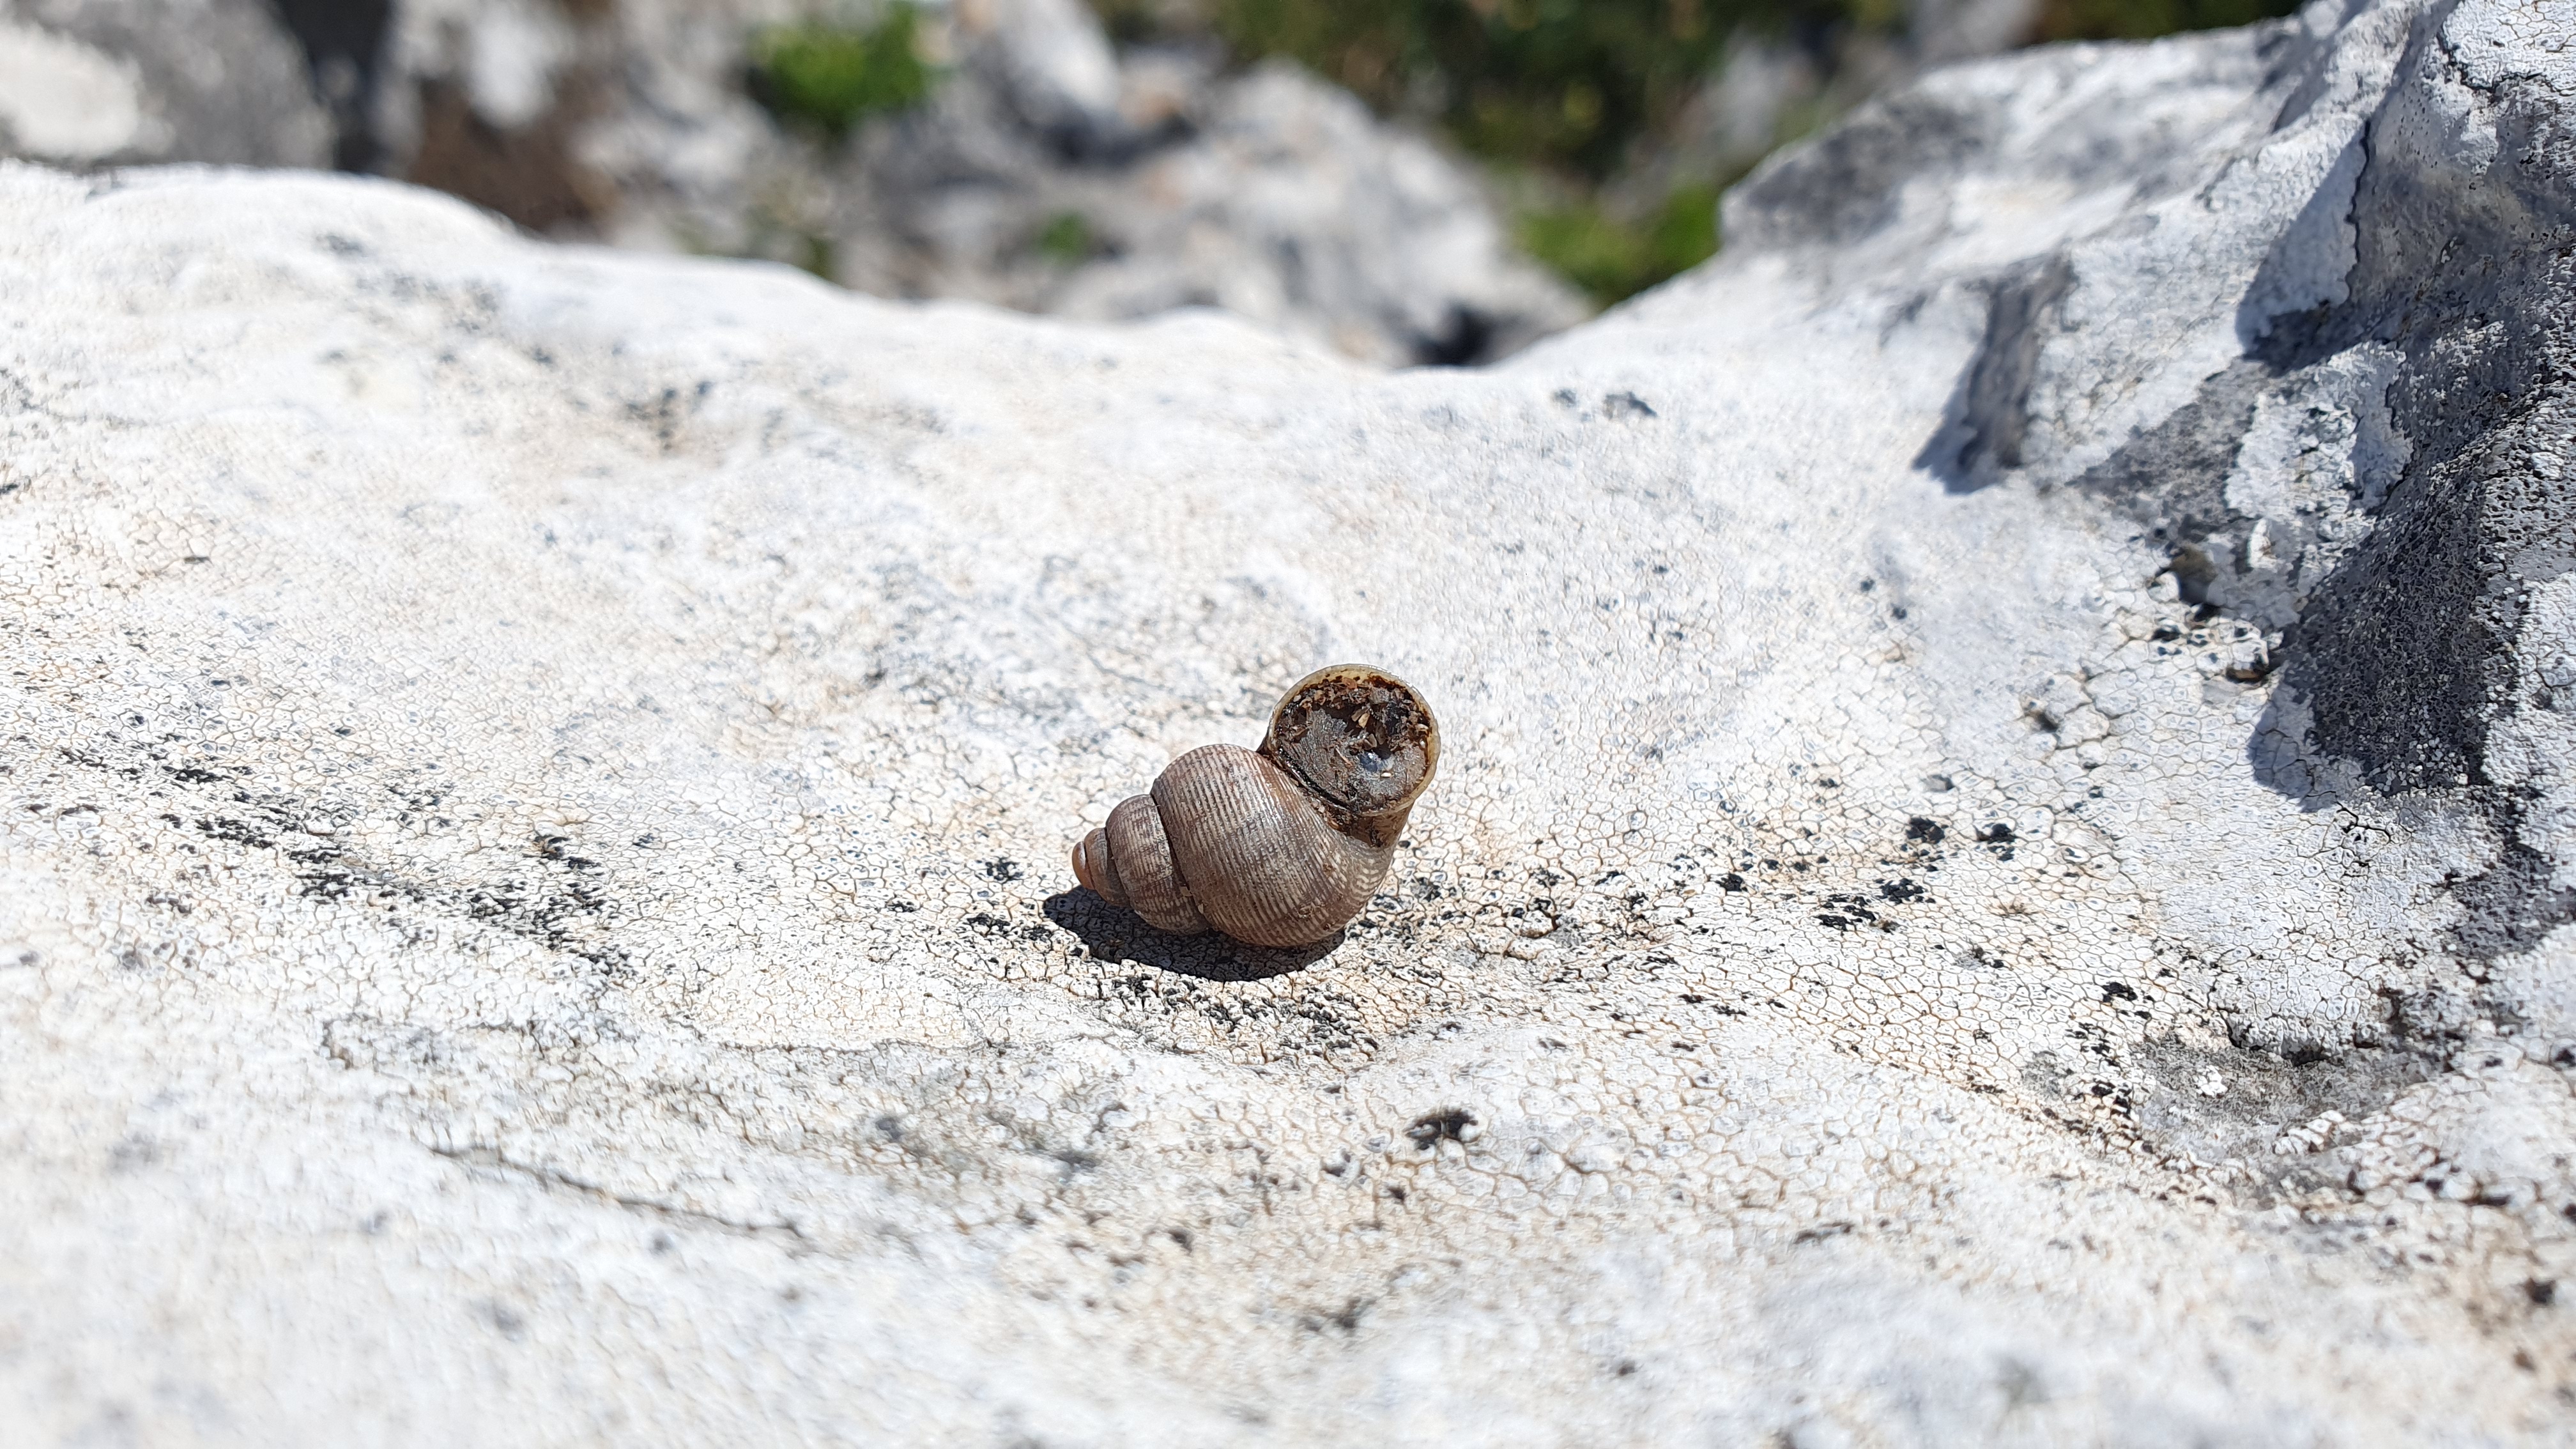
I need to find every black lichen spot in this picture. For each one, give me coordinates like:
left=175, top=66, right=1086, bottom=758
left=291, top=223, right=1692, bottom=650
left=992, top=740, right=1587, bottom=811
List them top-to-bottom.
left=2223, top=652, right=2277, bottom=684
left=195, top=816, right=274, bottom=850
left=1906, top=816, right=1946, bottom=844
left=1977, top=824, right=2016, bottom=844
left=531, top=834, right=597, bottom=870
left=983, top=858, right=1025, bottom=883
left=296, top=865, right=357, bottom=901
left=1719, top=873, right=1746, bottom=891
left=1879, top=878, right=1926, bottom=903
left=1821, top=894, right=1880, bottom=930
left=2100, top=981, right=2138, bottom=1002
left=1405, top=1108, right=1476, bottom=1150
left=1303, top=1297, right=1369, bottom=1334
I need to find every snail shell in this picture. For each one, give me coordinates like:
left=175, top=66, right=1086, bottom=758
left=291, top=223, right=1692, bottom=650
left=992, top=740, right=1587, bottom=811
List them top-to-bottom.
left=1071, top=664, right=1439, bottom=949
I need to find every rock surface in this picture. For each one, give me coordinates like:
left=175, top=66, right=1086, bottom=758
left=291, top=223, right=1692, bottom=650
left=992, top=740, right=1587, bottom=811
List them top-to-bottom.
left=4, top=1, right=2573, bottom=1444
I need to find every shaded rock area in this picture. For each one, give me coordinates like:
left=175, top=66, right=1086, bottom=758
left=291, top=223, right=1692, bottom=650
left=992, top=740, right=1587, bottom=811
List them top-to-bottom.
left=0, top=0, right=1586, bottom=365
left=0, top=0, right=332, bottom=166
left=376, top=0, right=1589, bottom=364
left=1725, top=0, right=2575, bottom=1054
left=4, top=1, right=2575, bottom=1445
left=804, top=47, right=1586, bottom=365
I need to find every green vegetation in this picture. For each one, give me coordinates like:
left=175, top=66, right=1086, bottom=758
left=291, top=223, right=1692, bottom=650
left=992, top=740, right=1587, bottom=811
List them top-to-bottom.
left=1094, top=0, right=2306, bottom=304
left=1131, top=0, right=1883, bottom=303
left=1195, top=0, right=1883, bottom=302
left=1208, top=0, right=1816, bottom=183
left=750, top=6, right=938, bottom=140
left=1517, top=180, right=1722, bottom=304
left=1035, top=211, right=1101, bottom=264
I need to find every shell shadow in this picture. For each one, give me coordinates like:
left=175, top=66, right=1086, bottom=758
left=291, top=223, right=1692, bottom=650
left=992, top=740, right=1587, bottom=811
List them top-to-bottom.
left=1042, top=889, right=1340, bottom=983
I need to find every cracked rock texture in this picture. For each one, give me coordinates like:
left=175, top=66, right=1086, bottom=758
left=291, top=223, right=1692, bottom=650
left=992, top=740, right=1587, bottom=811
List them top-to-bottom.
left=4, top=1, right=2574, bottom=1444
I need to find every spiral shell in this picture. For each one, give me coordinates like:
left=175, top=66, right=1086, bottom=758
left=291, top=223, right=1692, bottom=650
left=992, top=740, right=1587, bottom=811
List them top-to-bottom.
left=1071, top=665, right=1439, bottom=948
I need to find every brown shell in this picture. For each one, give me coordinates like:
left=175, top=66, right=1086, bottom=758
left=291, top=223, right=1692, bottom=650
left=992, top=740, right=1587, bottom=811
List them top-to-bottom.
left=1070, top=665, right=1439, bottom=949
left=1152, top=744, right=1392, bottom=947
left=1086, top=794, right=1209, bottom=934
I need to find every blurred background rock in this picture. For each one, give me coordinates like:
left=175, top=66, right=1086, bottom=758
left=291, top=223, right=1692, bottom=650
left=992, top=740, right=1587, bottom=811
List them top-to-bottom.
left=0, top=0, right=2298, bottom=364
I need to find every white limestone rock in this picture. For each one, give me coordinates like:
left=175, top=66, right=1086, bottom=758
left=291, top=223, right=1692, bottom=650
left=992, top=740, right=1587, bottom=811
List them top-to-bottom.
left=3, top=1, right=2572, bottom=1444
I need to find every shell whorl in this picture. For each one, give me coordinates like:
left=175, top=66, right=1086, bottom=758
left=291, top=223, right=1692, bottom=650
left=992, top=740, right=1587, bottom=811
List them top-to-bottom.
left=1071, top=665, right=1440, bottom=949
left=1075, top=794, right=1209, bottom=935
